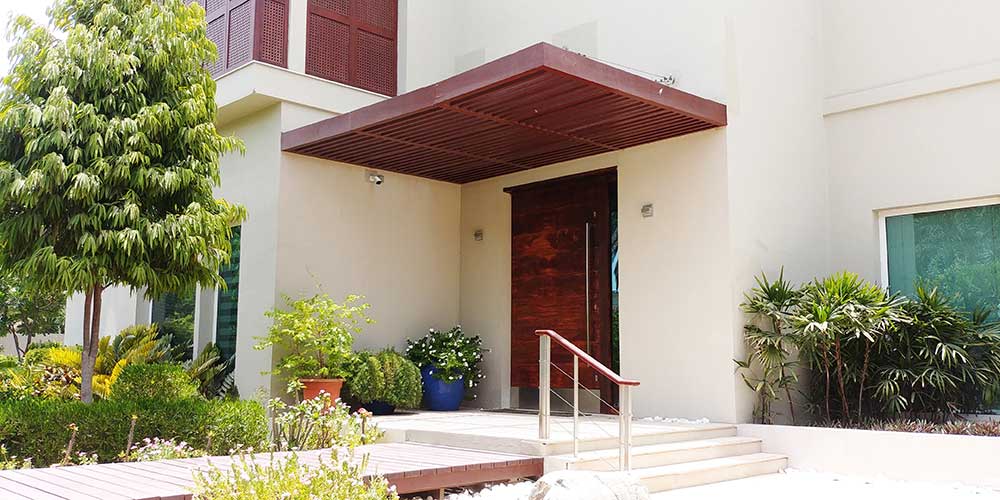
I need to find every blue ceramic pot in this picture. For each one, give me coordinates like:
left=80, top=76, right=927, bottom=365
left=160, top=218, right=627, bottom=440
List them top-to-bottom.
left=420, top=366, right=465, bottom=411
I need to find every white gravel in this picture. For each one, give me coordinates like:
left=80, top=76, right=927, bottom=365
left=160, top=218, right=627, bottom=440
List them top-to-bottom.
left=639, top=416, right=711, bottom=425
left=653, top=469, right=1000, bottom=499
left=405, top=470, right=1000, bottom=500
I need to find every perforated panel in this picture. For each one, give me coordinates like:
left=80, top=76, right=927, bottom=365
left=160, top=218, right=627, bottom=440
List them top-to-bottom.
left=206, top=0, right=227, bottom=13
left=258, top=0, right=288, bottom=67
left=305, top=0, right=396, bottom=95
left=312, top=0, right=349, bottom=16
left=357, top=0, right=395, bottom=32
left=227, top=1, right=253, bottom=68
left=306, top=13, right=350, bottom=82
left=206, top=15, right=227, bottom=75
left=356, top=30, right=395, bottom=95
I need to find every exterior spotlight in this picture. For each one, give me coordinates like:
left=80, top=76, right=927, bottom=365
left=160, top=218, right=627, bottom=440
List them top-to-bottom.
left=368, top=172, right=384, bottom=185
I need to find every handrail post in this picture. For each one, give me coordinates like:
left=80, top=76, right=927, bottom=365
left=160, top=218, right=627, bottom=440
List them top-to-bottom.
left=538, top=335, right=551, bottom=440
left=572, top=356, right=579, bottom=457
left=619, top=385, right=632, bottom=471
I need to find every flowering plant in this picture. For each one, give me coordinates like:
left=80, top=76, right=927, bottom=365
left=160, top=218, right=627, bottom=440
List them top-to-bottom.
left=405, top=326, right=485, bottom=391
left=267, top=392, right=381, bottom=451
left=126, top=437, right=204, bottom=462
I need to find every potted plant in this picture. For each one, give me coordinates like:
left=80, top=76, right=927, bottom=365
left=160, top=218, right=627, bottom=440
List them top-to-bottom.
left=255, top=293, right=372, bottom=402
left=405, top=326, right=484, bottom=411
left=346, top=349, right=422, bottom=415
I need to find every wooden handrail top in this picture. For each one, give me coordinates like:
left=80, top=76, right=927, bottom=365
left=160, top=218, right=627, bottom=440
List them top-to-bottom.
left=535, top=329, right=640, bottom=386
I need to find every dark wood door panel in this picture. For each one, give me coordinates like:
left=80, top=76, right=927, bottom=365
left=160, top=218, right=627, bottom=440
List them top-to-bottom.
left=509, top=170, right=614, bottom=392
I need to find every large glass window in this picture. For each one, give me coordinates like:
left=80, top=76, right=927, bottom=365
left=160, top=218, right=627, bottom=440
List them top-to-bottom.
left=885, top=203, right=1000, bottom=314
left=216, top=226, right=242, bottom=365
left=151, top=288, right=196, bottom=361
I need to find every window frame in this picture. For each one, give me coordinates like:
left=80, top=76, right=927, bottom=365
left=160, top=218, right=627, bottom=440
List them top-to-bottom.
left=877, top=196, right=1000, bottom=291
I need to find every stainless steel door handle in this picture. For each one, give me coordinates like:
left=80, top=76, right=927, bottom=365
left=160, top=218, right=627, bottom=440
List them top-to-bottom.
left=585, top=221, right=591, bottom=354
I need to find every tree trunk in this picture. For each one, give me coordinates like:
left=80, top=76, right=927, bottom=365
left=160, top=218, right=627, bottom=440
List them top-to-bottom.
left=80, top=285, right=104, bottom=404
left=80, top=289, right=94, bottom=403
left=10, top=328, right=23, bottom=361
left=833, top=336, right=850, bottom=420
left=857, top=341, right=875, bottom=422
left=821, top=348, right=831, bottom=421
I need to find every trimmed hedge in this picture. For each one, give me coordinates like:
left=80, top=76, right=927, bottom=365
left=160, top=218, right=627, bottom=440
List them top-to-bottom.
left=0, top=397, right=267, bottom=465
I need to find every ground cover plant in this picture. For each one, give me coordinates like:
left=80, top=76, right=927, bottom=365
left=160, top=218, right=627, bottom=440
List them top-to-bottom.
left=739, top=270, right=1000, bottom=425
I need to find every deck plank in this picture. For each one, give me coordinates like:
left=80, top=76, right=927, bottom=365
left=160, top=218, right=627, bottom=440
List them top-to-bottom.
left=0, top=443, right=542, bottom=498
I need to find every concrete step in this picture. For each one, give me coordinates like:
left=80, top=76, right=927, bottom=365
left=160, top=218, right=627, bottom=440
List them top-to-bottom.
left=401, top=423, right=737, bottom=456
left=548, top=436, right=764, bottom=472
left=636, top=453, right=788, bottom=492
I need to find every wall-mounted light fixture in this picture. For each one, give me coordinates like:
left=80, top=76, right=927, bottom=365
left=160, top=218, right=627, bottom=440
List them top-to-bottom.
left=367, top=171, right=384, bottom=186
left=641, top=203, right=654, bottom=218
left=474, top=229, right=484, bottom=241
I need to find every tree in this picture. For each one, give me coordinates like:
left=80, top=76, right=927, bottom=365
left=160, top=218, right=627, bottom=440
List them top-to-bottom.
left=0, top=0, right=246, bottom=402
left=0, top=271, right=66, bottom=360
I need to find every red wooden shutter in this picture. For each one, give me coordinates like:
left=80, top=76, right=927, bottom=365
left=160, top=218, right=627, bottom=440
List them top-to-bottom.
left=200, top=0, right=289, bottom=77
left=255, top=0, right=289, bottom=67
left=306, top=0, right=397, bottom=95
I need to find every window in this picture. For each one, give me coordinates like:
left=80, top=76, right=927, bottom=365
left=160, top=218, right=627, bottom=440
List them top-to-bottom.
left=305, top=0, right=398, bottom=95
left=882, top=200, right=1000, bottom=314
left=216, top=226, right=242, bottom=364
left=151, top=288, right=197, bottom=361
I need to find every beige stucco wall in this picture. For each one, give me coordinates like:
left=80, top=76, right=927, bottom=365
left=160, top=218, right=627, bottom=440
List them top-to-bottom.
left=458, top=129, right=739, bottom=421
left=275, top=149, right=462, bottom=358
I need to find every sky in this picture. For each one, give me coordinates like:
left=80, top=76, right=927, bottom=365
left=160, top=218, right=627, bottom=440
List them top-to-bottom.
left=0, top=0, right=53, bottom=78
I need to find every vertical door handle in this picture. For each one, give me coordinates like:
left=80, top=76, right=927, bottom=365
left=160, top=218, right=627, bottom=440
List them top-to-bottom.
left=585, top=221, right=591, bottom=354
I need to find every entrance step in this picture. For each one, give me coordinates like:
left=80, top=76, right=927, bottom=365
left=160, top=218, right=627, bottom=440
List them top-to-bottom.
left=399, top=423, right=737, bottom=456
left=548, top=436, right=764, bottom=472
left=635, top=453, right=788, bottom=492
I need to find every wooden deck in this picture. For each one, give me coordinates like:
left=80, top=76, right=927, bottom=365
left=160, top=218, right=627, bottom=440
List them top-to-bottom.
left=0, top=442, right=543, bottom=499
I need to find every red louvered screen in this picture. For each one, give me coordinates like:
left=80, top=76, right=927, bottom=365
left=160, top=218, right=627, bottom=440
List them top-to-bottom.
left=195, top=0, right=289, bottom=77
left=306, top=0, right=397, bottom=96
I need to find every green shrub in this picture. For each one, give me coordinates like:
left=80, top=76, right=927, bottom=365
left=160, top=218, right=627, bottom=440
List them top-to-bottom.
left=256, top=294, right=373, bottom=382
left=348, top=350, right=421, bottom=409
left=0, top=355, right=19, bottom=369
left=109, top=363, right=201, bottom=402
left=0, top=397, right=267, bottom=465
left=192, top=451, right=397, bottom=500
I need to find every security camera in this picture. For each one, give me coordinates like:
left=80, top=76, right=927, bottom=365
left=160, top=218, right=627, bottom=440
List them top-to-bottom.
left=368, top=172, right=384, bottom=185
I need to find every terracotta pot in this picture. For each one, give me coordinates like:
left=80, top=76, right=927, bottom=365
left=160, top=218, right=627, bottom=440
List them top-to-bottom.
left=300, top=378, right=345, bottom=403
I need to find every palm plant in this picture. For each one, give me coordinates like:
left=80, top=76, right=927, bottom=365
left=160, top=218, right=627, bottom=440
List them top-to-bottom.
left=738, top=269, right=800, bottom=424
left=792, top=272, right=905, bottom=422
left=873, top=285, right=1000, bottom=419
left=186, top=342, right=236, bottom=399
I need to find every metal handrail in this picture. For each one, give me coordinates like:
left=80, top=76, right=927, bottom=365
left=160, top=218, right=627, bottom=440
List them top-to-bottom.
left=535, top=329, right=639, bottom=471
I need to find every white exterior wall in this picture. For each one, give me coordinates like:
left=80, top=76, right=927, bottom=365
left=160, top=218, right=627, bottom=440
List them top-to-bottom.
left=823, top=0, right=1000, bottom=285
left=211, top=105, right=285, bottom=397
left=63, top=288, right=149, bottom=346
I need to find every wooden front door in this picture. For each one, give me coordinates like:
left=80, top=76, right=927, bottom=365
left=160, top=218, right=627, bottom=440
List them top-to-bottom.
left=509, top=169, right=616, bottom=408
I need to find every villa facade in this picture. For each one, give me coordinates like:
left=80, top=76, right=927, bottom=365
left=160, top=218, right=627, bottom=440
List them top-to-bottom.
left=64, top=0, right=1000, bottom=423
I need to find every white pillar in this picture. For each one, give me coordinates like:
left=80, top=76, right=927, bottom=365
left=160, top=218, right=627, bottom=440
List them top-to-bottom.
left=287, top=0, right=308, bottom=73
